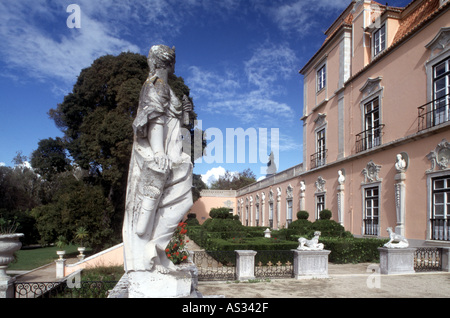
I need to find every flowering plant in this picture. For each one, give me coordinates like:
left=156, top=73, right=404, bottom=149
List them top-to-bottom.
left=165, top=222, right=189, bottom=265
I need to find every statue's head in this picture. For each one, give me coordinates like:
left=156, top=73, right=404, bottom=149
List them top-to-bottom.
left=148, top=45, right=176, bottom=75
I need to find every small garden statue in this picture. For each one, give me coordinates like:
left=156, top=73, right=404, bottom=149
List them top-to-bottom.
left=383, top=227, right=409, bottom=248
left=297, top=231, right=324, bottom=250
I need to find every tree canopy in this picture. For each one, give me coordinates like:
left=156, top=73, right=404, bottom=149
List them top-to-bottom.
left=209, top=168, right=257, bottom=190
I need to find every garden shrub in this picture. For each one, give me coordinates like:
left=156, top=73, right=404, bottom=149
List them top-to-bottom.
left=209, top=207, right=232, bottom=219
left=319, top=209, right=332, bottom=220
left=296, top=210, right=309, bottom=220
left=185, top=217, right=199, bottom=226
left=202, top=218, right=243, bottom=233
left=287, top=218, right=313, bottom=236
left=311, top=219, right=352, bottom=238
left=321, top=237, right=388, bottom=263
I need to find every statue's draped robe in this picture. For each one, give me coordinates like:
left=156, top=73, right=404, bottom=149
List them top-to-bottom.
left=123, top=75, right=193, bottom=272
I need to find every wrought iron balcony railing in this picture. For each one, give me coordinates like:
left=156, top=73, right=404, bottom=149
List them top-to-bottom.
left=418, top=93, right=450, bottom=132
left=355, top=124, right=385, bottom=153
left=310, top=149, right=327, bottom=169
left=363, top=218, right=379, bottom=236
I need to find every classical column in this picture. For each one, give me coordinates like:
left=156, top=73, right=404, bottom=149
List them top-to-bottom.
left=394, top=153, right=408, bottom=237
left=337, top=170, right=345, bottom=226
left=299, top=181, right=306, bottom=211
left=276, top=187, right=281, bottom=229
left=261, top=193, right=266, bottom=227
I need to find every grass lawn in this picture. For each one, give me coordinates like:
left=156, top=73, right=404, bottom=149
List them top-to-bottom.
left=8, top=244, right=92, bottom=271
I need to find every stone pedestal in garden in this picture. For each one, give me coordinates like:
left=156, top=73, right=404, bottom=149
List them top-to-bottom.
left=0, top=233, right=24, bottom=298
left=378, top=247, right=415, bottom=275
left=442, top=248, right=450, bottom=272
left=292, top=249, right=331, bottom=279
left=236, top=250, right=257, bottom=281
left=55, top=259, right=66, bottom=279
left=108, top=261, right=202, bottom=298
left=127, top=269, right=192, bottom=298
left=0, top=276, right=16, bottom=298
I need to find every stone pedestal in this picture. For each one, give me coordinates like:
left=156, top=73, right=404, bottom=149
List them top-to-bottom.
left=378, top=247, right=415, bottom=275
left=442, top=248, right=450, bottom=272
left=292, top=249, right=331, bottom=279
left=235, top=250, right=257, bottom=281
left=55, top=259, right=66, bottom=279
left=108, top=261, right=202, bottom=298
left=127, top=269, right=192, bottom=298
left=0, top=277, right=15, bottom=298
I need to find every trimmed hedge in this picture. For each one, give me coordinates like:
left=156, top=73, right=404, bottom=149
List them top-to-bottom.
left=186, top=218, right=387, bottom=264
left=321, top=237, right=388, bottom=264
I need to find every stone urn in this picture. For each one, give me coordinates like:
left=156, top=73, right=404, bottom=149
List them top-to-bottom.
left=0, top=233, right=24, bottom=278
left=77, top=247, right=86, bottom=261
left=56, top=250, right=66, bottom=260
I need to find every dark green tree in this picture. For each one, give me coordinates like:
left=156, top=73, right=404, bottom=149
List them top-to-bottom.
left=48, top=52, right=205, bottom=238
left=30, top=137, right=71, bottom=181
left=209, top=168, right=257, bottom=190
left=31, top=174, right=114, bottom=250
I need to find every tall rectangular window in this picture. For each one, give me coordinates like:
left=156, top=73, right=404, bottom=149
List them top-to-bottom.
left=373, top=24, right=386, bottom=56
left=433, top=57, right=450, bottom=126
left=317, top=64, right=326, bottom=91
left=364, top=97, right=381, bottom=149
left=317, top=128, right=326, bottom=166
left=431, top=176, right=450, bottom=241
left=364, top=187, right=379, bottom=235
left=316, top=195, right=325, bottom=220
left=286, top=199, right=293, bottom=225
left=269, top=202, right=273, bottom=228
left=255, top=204, right=259, bottom=227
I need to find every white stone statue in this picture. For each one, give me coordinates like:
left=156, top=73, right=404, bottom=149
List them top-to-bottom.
left=122, top=45, right=193, bottom=274
left=395, top=154, right=407, bottom=173
left=338, top=170, right=345, bottom=185
left=299, top=180, right=306, bottom=192
left=383, top=227, right=409, bottom=248
left=297, top=231, right=324, bottom=250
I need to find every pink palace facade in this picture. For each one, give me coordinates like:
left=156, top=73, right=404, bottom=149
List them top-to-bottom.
left=190, top=0, right=450, bottom=247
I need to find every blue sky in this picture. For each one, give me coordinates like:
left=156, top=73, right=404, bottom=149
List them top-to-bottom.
left=0, top=0, right=412, bottom=185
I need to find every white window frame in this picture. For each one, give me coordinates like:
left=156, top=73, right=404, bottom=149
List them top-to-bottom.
left=373, top=23, right=386, bottom=57
left=432, top=57, right=450, bottom=125
left=317, top=63, right=326, bottom=92
left=364, top=97, right=381, bottom=149
left=316, top=128, right=326, bottom=166
left=427, top=171, right=450, bottom=241
left=361, top=183, right=381, bottom=236
left=315, top=193, right=325, bottom=220
left=286, top=199, right=293, bottom=225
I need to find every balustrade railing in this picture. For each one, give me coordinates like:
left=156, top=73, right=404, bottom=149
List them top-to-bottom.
left=418, top=93, right=450, bottom=131
left=356, top=125, right=385, bottom=153
left=310, top=150, right=327, bottom=169
left=363, top=218, right=379, bottom=236
left=431, top=218, right=449, bottom=241
left=414, top=248, right=442, bottom=272
left=191, top=250, right=236, bottom=281
left=254, top=250, right=294, bottom=279
left=15, top=280, right=118, bottom=298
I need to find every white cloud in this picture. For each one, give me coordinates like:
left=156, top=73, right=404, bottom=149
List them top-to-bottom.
left=255, top=0, right=350, bottom=37
left=0, top=1, right=141, bottom=88
left=186, top=42, right=298, bottom=126
left=201, top=166, right=227, bottom=187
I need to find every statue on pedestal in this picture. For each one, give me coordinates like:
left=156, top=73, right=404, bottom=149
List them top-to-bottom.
left=122, top=45, right=193, bottom=274
left=297, top=231, right=324, bottom=250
